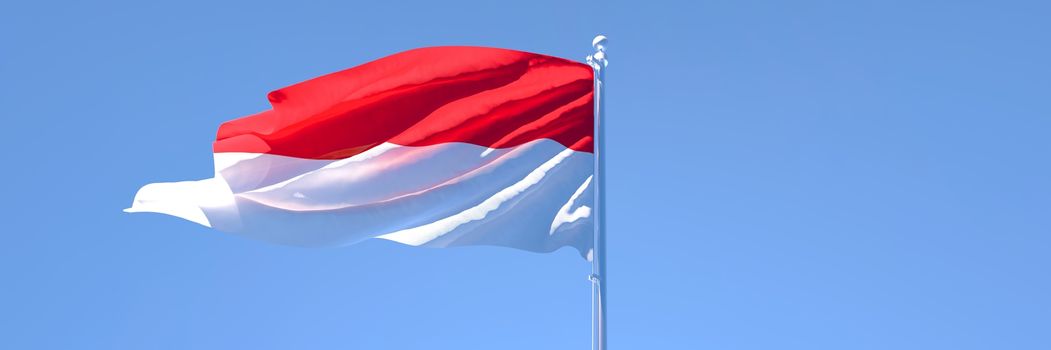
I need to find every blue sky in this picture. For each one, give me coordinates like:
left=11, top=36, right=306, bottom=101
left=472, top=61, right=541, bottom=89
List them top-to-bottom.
left=2, top=0, right=1049, bottom=349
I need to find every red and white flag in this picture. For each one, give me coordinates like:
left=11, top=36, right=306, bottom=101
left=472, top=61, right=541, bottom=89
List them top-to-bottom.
left=127, top=46, right=596, bottom=259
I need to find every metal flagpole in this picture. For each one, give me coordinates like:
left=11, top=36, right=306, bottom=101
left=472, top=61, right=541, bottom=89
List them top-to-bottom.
left=586, top=34, right=608, bottom=350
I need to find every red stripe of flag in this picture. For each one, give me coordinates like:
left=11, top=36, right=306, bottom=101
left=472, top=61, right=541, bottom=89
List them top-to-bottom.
left=213, top=46, right=594, bottom=160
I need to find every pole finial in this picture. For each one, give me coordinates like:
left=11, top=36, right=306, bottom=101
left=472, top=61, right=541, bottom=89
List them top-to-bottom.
left=587, top=35, right=608, bottom=71
left=592, top=35, right=608, bottom=51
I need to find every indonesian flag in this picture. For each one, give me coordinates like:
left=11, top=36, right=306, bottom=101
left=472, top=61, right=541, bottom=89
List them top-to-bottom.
left=127, top=46, right=596, bottom=259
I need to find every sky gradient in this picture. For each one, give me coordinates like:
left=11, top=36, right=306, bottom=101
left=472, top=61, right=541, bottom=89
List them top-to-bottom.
left=2, top=0, right=1049, bottom=349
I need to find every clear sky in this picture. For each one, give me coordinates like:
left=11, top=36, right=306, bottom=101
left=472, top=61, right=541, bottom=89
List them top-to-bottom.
left=2, top=0, right=1049, bottom=349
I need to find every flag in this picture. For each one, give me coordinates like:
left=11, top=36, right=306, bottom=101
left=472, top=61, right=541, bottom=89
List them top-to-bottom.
left=126, top=46, right=596, bottom=259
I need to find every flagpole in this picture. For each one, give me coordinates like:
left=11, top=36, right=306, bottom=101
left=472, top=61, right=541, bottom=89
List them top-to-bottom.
left=586, top=34, right=608, bottom=350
